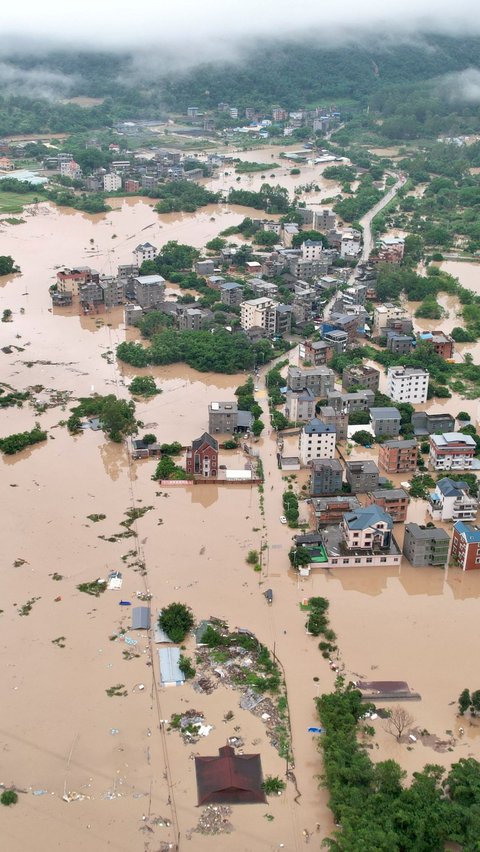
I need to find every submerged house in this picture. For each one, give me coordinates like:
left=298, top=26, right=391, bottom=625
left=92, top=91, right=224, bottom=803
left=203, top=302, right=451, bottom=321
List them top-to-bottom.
left=185, top=432, right=219, bottom=478
left=158, top=647, right=185, bottom=687
left=195, top=745, right=266, bottom=805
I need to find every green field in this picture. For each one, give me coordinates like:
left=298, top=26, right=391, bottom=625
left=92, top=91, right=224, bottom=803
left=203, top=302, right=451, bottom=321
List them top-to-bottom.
left=0, top=191, right=42, bottom=214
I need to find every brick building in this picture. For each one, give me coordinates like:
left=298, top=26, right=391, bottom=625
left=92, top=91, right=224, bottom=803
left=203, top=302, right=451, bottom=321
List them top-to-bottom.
left=185, top=432, right=219, bottom=478
left=378, top=439, right=418, bottom=473
left=367, top=489, right=409, bottom=523
left=451, top=522, right=480, bottom=571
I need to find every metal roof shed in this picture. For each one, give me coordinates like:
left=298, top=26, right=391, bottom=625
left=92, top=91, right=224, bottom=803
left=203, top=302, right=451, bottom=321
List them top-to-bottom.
left=131, top=606, right=151, bottom=630
left=158, top=647, right=185, bottom=687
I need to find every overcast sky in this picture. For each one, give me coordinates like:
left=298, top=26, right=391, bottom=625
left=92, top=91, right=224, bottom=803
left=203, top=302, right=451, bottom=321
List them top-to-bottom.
left=1, top=0, right=479, bottom=51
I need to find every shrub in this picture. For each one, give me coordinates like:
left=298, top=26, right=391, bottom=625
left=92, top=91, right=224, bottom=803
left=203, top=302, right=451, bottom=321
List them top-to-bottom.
left=262, top=776, right=286, bottom=795
left=1, top=789, right=18, bottom=806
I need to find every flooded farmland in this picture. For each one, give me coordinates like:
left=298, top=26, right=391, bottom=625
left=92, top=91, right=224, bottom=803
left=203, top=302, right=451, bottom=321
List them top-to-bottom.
left=2, top=158, right=480, bottom=850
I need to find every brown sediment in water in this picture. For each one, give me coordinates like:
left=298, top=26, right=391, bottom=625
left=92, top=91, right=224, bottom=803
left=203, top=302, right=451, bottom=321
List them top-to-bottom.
left=2, top=180, right=480, bottom=849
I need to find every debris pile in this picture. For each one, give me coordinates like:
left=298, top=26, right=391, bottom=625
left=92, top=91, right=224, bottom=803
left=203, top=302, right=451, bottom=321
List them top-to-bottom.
left=193, top=805, right=233, bottom=835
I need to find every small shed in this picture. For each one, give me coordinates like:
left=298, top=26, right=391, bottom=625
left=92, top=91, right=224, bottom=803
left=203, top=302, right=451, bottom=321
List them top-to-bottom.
left=131, top=606, right=151, bottom=630
left=195, top=620, right=214, bottom=645
left=158, top=647, right=185, bottom=687
left=195, top=745, right=266, bottom=805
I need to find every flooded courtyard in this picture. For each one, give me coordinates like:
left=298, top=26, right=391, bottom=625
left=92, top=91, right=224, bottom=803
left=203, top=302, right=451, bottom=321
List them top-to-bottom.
left=2, top=164, right=480, bottom=850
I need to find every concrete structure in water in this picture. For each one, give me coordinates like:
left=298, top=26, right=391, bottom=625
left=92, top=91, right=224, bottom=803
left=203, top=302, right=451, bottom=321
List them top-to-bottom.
left=134, top=242, right=157, bottom=265
left=132, top=274, right=166, bottom=309
left=287, top=365, right=335, bottom=397
left=342, top=365, right=380, bottom=393
left=387, top=366, right=429, bottom=405
left=285, top=388, right=316, bottom=423
left=327, top=389, right=374, bottom=414
left=208, top=402, right=253, bottom=435
left=318, top=405, right=349, bottom=442
left=369, top=407, right=401, bottom=438
left=411, top=412, right=455, bottom=436
left=299, top=418, right=336, bottom=465
left=185, top=432, right=219, bottom=478
left=429, top=432, right=476, bottom=471
left=378, top=438, right=418, bottom=473
left=309, top=458, right=343, bottom=496
left=345, top=459, right=379, bottom=493
left=428, top=477, right=477, bottom=522
left=367, top=488, right=410, bottom=523
left=319, top=504, right=401, bottom=569
left=451, top=522, right=480, bottom=571
left=402, top=523, right=450, bottom=568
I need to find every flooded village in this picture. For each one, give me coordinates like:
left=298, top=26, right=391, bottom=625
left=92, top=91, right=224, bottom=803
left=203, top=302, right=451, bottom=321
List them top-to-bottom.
left=2, top=133, right=480, bottom=852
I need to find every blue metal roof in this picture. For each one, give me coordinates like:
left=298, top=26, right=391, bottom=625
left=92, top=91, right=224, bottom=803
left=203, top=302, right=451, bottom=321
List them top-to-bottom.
left=344, top=504, right=393, bottom=531
left=453, top=521, right=480, bottom=543
left=158, top=648, right=185, bottom=686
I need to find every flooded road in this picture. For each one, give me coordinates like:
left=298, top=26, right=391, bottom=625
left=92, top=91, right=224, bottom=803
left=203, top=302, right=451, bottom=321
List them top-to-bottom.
left=2, top=171, right=480, bottom=850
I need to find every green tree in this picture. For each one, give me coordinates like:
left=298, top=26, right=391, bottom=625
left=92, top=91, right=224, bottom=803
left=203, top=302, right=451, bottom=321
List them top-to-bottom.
left=129, top=376, right=160, bottom=397
left=252, top=418, right=265, bottom=437
left=351, top=430, right=374, bottom=446
left=288, top=546, right=311, bottom=568
left=158, top=602, right=194, bottom=643
left=459, top=688, right=471, bottom=716
left=1, top=789, right=18, bottom=806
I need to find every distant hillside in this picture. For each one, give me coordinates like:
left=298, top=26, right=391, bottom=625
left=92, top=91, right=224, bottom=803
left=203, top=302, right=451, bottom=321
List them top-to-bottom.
left=1, top=35, right=479, bottom=136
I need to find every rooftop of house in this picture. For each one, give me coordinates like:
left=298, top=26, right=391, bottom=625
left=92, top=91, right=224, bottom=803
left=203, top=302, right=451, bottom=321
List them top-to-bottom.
left=135, top=242, right=157, bottom=251
left=133, top=274, right=165, bottom=285
left=220, top=282, right=242, bottom=291
left=242, top=297, right=276, bottom=307
left=289, top=366, right=333, bottom=377
left=388, top=366, right=429, bottom=377
left=288, top=388, right=316, bottom=402
left=209, top=401, right=238, bottom=414
left=370, top=407, right=401, bottom=420
left=303, top=418, right=336, bottom=435
left=191, top=432, right=219, bottom=452
left=430, top=432, right=476, bottom=448
left=381, top=438, right=417, bottom=449
left=309, top=458, right=343, bottom=471
left=346, top=459, right=379, bottom=474
left=436, top=477, right=471, bottom=497
left=371, top=488, right=409, bottom=501
left=313, top=495, right=361, bottom=511
left=344, top=504, right=393, bottom=531
left=453, top=521, right=480, bottom=543
left=321, top=522, right=401, bottom=557
left=405, top=523, right=450, bottom=541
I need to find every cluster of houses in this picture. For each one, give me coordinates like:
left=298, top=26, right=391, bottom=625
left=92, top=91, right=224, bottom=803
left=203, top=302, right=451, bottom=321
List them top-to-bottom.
left=184, top=103, right=341, bottom=139
left=42, top=146, right=210, bottom=193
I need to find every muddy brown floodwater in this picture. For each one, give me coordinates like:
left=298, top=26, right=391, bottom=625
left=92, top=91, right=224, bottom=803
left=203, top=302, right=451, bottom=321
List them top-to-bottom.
left=2, top=172, right=480, bottom=851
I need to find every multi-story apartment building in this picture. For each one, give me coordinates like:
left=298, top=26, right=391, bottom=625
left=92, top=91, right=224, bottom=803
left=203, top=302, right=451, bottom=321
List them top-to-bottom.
left=103, top=173, right=122, bottom=192
left=134, top=242, right=157, bottom=266
left=57, top=266, right=99, bottom=297
left=132, top=274, right=166, bottom=309
left=219, top=282, right=244, bottom=306
left=240, top=298, right=277, bottom=335
left=372, top=303, right=411, bottom=337
left=418, top=330, right=454, bottom=359
left=386, top=332, right=415, bottom=355
left=301, top=340, right=334, bottom=366
left=342, top=365, right=380, bottom=393
left=287, top=366, right=335, bottom=398
left=387, top=366, right=429, bottom=404
left=285, top=389, right=316, bottom=423
left=328, top=389, right=375, bottom=414
left=208, top=402, right=238, bottom=434
left=317, top=405, right=349, bottom=441
left=369, top=407, right=401, bottom=438
left=411, top=412, right=455, bottom=436
left=299, top=418, right=336, bottom=464
left=429, top=433, right=476, bottom=471
left=378, top=438, right=418, bottom=473
left=309, top=459, right=343, bottom=496
left=345, top=460, right=379, bottom=493
left=428, top=478, right=478, bottom=522
left=367, top=489, right=410, bottom=523
left=319, top=505, right=401, bottom=569
left=451, top=522, right=480, bottom=570
left=403, top=523, right=450, bottom=568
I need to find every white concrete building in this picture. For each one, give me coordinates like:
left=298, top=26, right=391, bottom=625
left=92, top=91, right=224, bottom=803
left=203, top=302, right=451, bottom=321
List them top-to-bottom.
left=60, top=159, right=81, bottom=180
left=103, top=173, right=122, bottom=192
left=340, top=231, right=361, bottom=259
left=302, top=240, right=324, bottom=261
left=133, top=242, right=158, bottom=266
left=240, top=298, right=277, bottom=334
left=372, top=303, right=410, bottom=337
left=387, top=366, right=429, bottom=404
left=299, top=418, right=336, bottom=465
left=429, top=433, right=476, bottom=471
left=428, top=477, right=477, bottom=522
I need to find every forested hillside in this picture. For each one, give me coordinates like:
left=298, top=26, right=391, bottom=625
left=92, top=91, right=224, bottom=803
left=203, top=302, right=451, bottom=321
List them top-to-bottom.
left=1, top=34, right=479, bottom=136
